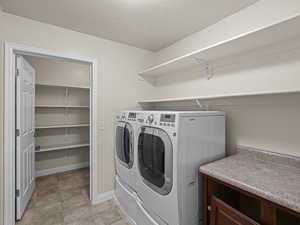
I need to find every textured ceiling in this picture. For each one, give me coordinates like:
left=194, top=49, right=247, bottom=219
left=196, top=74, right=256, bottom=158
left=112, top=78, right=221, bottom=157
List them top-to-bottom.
left=0, top=0, right=258, bottom=51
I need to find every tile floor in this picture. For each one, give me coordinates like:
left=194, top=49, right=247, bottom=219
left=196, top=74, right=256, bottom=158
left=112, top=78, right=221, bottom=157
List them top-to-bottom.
left=17, top=168, right=130, bottom=225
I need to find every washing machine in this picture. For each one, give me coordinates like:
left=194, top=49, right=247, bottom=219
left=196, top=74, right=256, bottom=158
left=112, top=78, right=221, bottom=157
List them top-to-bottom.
left=115, top=111, right=140, bottom=190
left=135, top=111, right=226, bottom=225
left=115, top=175, right=137, bottom=225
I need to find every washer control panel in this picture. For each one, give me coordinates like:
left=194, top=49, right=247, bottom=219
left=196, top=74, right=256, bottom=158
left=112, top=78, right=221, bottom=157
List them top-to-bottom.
left=116, top=112, right=127, bottom=121
left=127, top=112, right=137, bottom=121
left=147, top=114, right=154, bottom=124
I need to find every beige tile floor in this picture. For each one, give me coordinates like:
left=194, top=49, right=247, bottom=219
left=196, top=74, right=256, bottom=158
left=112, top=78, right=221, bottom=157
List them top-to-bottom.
left=17, top=168, right=130, bottom=225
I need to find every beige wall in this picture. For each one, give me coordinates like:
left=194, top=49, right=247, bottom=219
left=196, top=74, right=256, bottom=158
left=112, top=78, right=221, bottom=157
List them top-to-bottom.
left=144, top=0, right=300, bottom=157
left=0, top=11, right=154, bottom=225
left=26, top=56, right=91, bottom=87
left=149, top=93, right=300, bottom=157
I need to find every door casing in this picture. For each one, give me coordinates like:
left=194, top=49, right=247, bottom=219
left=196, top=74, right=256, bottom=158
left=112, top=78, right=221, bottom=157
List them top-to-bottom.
left=4, top=42, right=98, bottom=225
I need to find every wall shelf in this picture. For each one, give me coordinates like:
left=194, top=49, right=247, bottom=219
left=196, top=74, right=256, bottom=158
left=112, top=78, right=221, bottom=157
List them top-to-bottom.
left=139, top=15, right=300, bottom=78
left=36, top=83, right=90, bottom=89
left=138, top=90, right=300, bottom=105
left=36, top=105, right=89, bottom=108
left=35, top=124, right=89, bottom=129
left=36, top=143, right=90, bottom=153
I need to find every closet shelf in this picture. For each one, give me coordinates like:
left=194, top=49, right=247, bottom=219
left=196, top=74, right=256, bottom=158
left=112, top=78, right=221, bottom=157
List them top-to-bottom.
left=139, top=15, right=300, bottom=78
left=36, top=83, right=90, bottom=89
left=35, top=105, right=89, bottom=108
left=35, top=124, right=89, bottom=129
left=36, top=143, right=90, bottom=153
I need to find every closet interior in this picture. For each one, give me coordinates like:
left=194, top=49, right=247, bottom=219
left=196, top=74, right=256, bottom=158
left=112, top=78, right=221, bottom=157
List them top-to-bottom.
left=25, top=56, right=91, bottom=180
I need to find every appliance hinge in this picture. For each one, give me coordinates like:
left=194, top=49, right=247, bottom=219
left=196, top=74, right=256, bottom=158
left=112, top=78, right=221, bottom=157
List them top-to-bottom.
left=15, top=68, right=19, bottom=77
left=16, top=129, right=20, bottom=136
left=16, top=189, right=20, bottom=198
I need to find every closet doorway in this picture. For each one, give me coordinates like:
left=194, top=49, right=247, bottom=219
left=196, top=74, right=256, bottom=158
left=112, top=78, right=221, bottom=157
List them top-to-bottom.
left=4, top=43, right=98, bottom=225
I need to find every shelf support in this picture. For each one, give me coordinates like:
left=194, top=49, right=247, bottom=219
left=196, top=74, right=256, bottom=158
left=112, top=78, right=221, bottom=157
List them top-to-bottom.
left=194, top=58, right=213, bottom=80
left=65, top=87, right=69, bottom=105
left=195, top=99, right=208, bottom=110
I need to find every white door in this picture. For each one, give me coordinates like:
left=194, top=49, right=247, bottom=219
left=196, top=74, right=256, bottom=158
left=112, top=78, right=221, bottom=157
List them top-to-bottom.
left=16, top=56, right=36, bottom=220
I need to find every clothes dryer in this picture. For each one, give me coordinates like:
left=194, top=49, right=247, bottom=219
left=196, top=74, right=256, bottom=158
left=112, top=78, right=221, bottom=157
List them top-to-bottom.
left=135, top=111, right=226, bottom=225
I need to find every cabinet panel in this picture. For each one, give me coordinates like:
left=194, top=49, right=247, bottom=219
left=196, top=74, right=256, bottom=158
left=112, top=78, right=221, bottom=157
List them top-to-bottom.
left=203, top=175, right=300, bottom=225
left=207, top=177, right=261, bottom=222
left=210, top=196, right=261, bottom=225
left=277, top=209, right=300, bottom=225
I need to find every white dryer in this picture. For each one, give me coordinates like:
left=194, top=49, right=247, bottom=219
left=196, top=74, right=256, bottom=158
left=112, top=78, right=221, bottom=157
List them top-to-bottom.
left=115, top=111, right=140, bottom=190
left=135, top=111, right=226, bottom=225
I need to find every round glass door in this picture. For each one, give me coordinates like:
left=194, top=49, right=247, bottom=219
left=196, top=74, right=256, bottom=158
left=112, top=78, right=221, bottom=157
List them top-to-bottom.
left=115, top=122, right=134, bottom=168
left=138, top=127, right=173, bottom=195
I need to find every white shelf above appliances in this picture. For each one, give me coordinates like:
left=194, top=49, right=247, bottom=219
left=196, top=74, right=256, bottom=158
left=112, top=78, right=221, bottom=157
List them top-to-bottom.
left=139, top=15, right=300, bottom=79
left=138, top=90, right=300, bottom=111
left=139, top=90, right=300, bottom=105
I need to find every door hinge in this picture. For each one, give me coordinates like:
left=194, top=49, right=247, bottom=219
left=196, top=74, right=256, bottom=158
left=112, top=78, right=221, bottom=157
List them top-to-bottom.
left=15, top=68, right=19, bottom=77
left=16, top=129, right=20, bottom=136
left=16, top=189, right=20, bottom=198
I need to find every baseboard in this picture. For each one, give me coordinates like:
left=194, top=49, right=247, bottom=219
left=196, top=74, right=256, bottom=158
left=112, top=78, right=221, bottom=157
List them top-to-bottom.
left=35, top=162, right=89, bottom=177
left=92, top=190, right=115, bottom=205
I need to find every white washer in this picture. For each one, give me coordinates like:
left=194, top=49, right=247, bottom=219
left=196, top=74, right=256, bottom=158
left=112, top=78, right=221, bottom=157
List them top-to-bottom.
left=114, top=111, right=140, bottom=190
left=135, top=111, right=226, bottom=225
left=115, top=176, right=137, bottom=225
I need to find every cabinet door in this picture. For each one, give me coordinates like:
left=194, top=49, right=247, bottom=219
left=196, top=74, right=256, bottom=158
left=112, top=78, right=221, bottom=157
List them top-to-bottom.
left=210, top=196, right=260, bottom=225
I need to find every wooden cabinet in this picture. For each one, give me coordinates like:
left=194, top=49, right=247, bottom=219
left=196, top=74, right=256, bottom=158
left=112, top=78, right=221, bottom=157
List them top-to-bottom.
left=202, top=175, right=300, bottom=225
left=210, top=196, right=260, bottom=225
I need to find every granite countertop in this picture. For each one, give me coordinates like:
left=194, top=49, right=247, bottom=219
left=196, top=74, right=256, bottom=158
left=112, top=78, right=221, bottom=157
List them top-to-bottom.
left=199, top=146, right=300, bottom=213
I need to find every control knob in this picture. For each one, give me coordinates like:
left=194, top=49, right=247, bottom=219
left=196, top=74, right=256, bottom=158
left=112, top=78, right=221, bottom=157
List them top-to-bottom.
left=147, top=114, right=154, bottom=124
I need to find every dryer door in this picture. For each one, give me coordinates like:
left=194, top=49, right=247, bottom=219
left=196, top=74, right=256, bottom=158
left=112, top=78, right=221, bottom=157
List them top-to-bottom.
left=115, top=122, right=134, bottom=169
left=138, top=127, right=173, bottom=195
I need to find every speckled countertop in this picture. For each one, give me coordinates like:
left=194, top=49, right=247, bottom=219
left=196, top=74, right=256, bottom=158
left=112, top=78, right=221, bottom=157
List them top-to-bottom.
left=200, top=146, right=300, bottom=213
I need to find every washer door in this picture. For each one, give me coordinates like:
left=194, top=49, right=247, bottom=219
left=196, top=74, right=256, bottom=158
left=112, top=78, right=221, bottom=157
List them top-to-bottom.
left=115, top=122, right=134, bottom=169
left=138, top=127, right=173, bottom=195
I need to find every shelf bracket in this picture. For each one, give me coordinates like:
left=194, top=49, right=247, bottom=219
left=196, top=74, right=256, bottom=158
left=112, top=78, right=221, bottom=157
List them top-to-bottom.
left=194, top=58, right=213, bottom=80
left=65, top=87, right=69, bottom=105
left=195, top=99, right=208, bottom=110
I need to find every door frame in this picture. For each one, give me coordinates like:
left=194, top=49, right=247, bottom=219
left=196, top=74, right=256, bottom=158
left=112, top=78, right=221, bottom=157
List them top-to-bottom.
left=4, top=42, right=98, bottom=225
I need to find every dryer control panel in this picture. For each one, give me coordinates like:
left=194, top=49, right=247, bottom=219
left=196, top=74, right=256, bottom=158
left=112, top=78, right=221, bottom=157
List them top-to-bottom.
left=137, top=113, right=176, bottom=128
left=160, top=114, right=176, bottom=127
left=160, top=114, right=175, bottom=122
